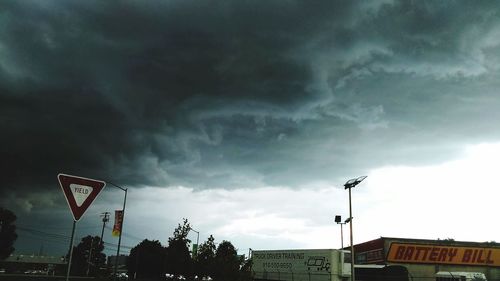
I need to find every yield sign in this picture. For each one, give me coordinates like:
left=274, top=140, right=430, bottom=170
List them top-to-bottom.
left=58, top=173, right=106, bottom=221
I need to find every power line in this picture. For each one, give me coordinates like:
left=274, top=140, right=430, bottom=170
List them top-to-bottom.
left=17, top=223, right=102, bottom=231
left=104, top=225, right=144, bottom=242
left=16, top=226, right=135, bottom=252
left=104, top=241, right=133, bottom=250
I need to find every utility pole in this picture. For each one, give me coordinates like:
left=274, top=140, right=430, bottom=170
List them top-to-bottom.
left=100, top=212, right=110, bottom=246
left=87, top=237, right=94, bottom=276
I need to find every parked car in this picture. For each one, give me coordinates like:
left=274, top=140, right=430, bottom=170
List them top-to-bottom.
left=110, top=272, right=129, bottom=280
left=165, top=273, right=186, bottom=280
left=194, top=276, right=213, bottom=281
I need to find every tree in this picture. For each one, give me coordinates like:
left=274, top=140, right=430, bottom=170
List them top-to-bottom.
left=0, top=207, right=17, bottom=260
left=165, top=218, right=192, bottom=277
left=169, top=218, right=191, bottom=245
left=68, top=235, right=106, bottom=276
left=194, top=235, right=216, bottom=278
left=127, top=239, right=167, bottom=279
left=213, top=240, right=242, bottom=281
left=239, top=258, right=253, bottom=281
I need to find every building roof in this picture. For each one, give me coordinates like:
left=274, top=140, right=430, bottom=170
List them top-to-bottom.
left=379, top=237, right=500, bottom=248
left=3, top=254, right=66, bottom=265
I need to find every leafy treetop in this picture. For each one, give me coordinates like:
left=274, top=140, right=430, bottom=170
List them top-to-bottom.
left=0, top=207, right=17, bottom=260
left=169, top=218, right=191, bottom=245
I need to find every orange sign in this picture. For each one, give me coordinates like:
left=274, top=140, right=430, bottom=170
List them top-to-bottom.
left=112, top=210, right=123, bottom=237
left=387, top=243, right=500, bottom=267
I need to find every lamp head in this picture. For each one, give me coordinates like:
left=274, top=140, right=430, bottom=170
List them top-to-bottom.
left=344, top=176, right=367, bottom=189
left=335, top=215, right=341, bottom=223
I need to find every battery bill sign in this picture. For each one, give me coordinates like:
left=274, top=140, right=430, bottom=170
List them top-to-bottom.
left=387, top=243, right=500, bottom=266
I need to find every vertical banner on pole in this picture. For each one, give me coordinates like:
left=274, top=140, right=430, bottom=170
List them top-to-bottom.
left=112, top=210, right=123, bottom=237
left=192, top=244, right=198, bottom=256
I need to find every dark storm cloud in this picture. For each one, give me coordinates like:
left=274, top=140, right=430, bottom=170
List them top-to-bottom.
left=2, top=0, right=500, bottom=210
left=0, top=1, right=345, bottom=191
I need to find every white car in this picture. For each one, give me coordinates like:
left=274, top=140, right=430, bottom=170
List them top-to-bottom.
left=111, top=272, right=128, bottom=280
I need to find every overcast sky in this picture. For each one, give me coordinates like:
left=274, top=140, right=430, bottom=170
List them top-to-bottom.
left=1, top=0, right=499, bottom=257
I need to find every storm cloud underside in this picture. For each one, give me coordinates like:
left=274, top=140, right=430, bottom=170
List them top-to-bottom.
left=2, top=0, right=500, bottom=213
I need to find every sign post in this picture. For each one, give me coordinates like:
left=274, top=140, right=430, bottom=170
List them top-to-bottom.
left=58, top=174, right=106, bottom=281
left=66, top=221, right=76, bottom=281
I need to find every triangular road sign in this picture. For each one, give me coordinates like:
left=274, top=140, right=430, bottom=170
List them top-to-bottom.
left=58, top=173, right=106, bottom=221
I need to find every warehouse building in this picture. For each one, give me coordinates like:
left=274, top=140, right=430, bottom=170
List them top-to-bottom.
left=353, top=237, right=500, bottom=281
left=0, top=254, right=66, bottom=275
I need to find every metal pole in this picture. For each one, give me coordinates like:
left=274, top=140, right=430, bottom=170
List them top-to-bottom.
left=348, top=187, right=355, bottom=281
left=114, top=188, right=127, bottom=281
left=66, top=221, right=77, bottom=281
left=340, top=223, right=344, bottom=249
left=190, top=228, right=200, bottom=257
left=196, top=231, right=199, bottom=255
left=87, top=237, right=94, bottom=276
left=134, top=247, right=139, bottom=280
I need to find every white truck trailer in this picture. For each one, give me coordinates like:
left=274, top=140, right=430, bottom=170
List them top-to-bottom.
left=251, top=249, right=351, bottom=281
left=436, top=271, right=487, bottom=281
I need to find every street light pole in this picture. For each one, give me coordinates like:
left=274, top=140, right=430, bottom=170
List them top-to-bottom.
left=344, top=176, right=367, bottom=281
left=107, top=181, right=128, bottom=281
left=348, top=187, right=354, bottom=281
left=189, top=227, right=200, bottom=257
left=87, top=237, right=94, bottom=276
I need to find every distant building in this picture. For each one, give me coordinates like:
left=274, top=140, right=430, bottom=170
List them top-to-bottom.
left=353, top=237, right=500, bottom=281
left=0, top=254, right=66, bottom=275
left=107, top=254, right=128, bottom=273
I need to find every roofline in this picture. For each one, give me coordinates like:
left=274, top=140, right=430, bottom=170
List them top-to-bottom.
left=374, top=237, right=500, bottom=248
